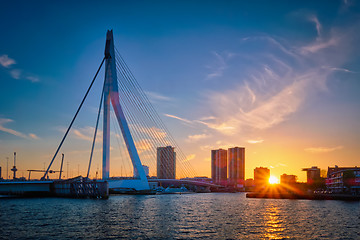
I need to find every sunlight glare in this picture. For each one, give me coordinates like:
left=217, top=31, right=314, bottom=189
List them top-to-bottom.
left=269, top=176, right=279, bottom=184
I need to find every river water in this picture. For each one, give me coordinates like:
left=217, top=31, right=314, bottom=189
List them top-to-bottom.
left=0, top=193, right=359, bottom=239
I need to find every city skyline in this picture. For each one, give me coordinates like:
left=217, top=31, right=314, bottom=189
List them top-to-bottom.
left=1, top=1, right=360, bottom=181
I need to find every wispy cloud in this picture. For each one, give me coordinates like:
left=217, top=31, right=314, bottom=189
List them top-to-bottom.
left=309, top=15, right=322, bottom=38
left=198, top=16, right=356, bottom=135
left=301, top=36, right=339, bottom=54
left=206, top=51, right=227, bottom=79
left=0, top=54, right=16, bottom=68
left=0, top=54, right=40, bottom=82
left=322, top=66, right=356, bottom=73
left=10, top=69, right=21, bottom=79
left=10, top=70, right=40, bottom=82
left=199, top=74, right=309, bottom=134
left=25, top=76, right=40, bottom=83
left=145, top=91, right=173, bottom=102
left=164, top=113, right=192, bottom=124
left=0, top=118, right=28, bottom=139
left=197, top=119, right=235, bottom=135
left=131, top=124, right=167, bottom=139
left=71, top=126, right=103, bottom=143
left=73, top=129, right=94, bottom=142
left=29, top=133, right=40, bottom=140
left=187, top=133, right=210, bottom=142
left=135, top=139, right=152, bottom=154
left=247, top=139, right=264, bottom=144
left=200, top=141, right=235, bottom=151
left=200, top=145, right=214, bottom=151
left=304, top=146, right=344, bottom=153
left=185, top=154, right=196, bottom=162
left=204, top=157, right=211, bottom=162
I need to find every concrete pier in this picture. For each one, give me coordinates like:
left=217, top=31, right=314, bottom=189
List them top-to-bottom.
left=0, top=178, right=109, bottom=199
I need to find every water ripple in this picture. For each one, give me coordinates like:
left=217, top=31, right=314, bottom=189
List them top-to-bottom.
left=0, top=193, right=359, bottom=239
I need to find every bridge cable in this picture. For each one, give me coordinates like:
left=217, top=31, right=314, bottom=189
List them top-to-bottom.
left=114, top=49, right=197, bottom=177
left=114, top=50, right=196, bottom=177
left=114, top=54, right=193, bottom=178
left=42, top=57, right=105, bottom=180
left=115, top=62, right=173, bottom=176
left=115, top=68, right=160, bottom=176
left=115, top=68, right=159, bottom=175
left=115, top=69, right=177, bottom=177
left=86, top=76, right=106, bottom=179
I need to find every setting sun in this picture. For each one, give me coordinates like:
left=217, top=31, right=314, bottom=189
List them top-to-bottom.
left=269, top=176, right=279, bottom=184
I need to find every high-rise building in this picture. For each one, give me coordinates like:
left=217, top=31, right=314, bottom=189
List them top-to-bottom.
left=157, top=146, right=176, bottom=179
left=228, top=147, right=245, bottom=187
left=211, top=149, right=227, bottom=185
left=254, top=167, right=270, bottom=187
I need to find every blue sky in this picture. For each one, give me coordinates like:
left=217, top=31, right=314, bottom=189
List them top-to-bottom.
left=1, top=0, right=360, bottom=180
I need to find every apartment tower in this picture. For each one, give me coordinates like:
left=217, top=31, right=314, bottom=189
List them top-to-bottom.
left=157, top=146, right=176, bottom=179
left=228, top=147, right=245, bottom=187
left=211, top=149, right=227, bottom=185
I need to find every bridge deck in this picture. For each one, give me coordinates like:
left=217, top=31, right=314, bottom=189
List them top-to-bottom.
left=0, top=180, right=108, bottom=199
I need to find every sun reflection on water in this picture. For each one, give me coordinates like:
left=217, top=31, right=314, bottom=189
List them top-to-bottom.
left=263, top=204, right=288, bottom=239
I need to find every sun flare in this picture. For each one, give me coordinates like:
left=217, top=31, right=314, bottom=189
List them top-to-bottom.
left=269, top=176, right=279, bottom=184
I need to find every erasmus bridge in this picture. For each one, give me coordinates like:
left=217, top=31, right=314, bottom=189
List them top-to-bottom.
left=0, top=30, right=222, bottom=197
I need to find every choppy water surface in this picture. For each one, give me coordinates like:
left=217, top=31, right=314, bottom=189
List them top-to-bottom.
left=1, top=193, right=359, bottom=239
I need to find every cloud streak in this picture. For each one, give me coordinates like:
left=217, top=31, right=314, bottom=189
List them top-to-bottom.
left=309, top=15, right=322, bottom=38
left=301, top=36, right=339, bottom=54
left=206, top=51, right=227, bottom=79
left=145, top=91, right=173, bottom=102
left=164, top=113, right=192, bottom=124
left=0, top=118, right=39, bottom=139
left=0, top=118, right=28, bottom=138
left=131, top=124, right=167, bottom=140
left=29, top=133, right=40, bottom=140
left=247, top=139, right=264, bottom=144
left=304, top=146, right=344, bottom=153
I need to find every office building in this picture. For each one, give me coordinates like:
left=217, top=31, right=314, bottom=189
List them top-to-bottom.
left=157, top=146, right=176, bottom=179
left=228, top=147, right=245, bottom=187
left=211, top=149, right=227, bottom=185
left=302, top=166, right=320, bottom=184
left=254, top=167, right=270, bottom=187
left=280, top=174, right=297, bottom=185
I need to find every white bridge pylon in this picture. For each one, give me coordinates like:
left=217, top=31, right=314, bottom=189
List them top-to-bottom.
left=103, top=30, right=149, bottom=191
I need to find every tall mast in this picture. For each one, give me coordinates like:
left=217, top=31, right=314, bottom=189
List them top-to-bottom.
left=102, top=30, right=149, bottom=188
